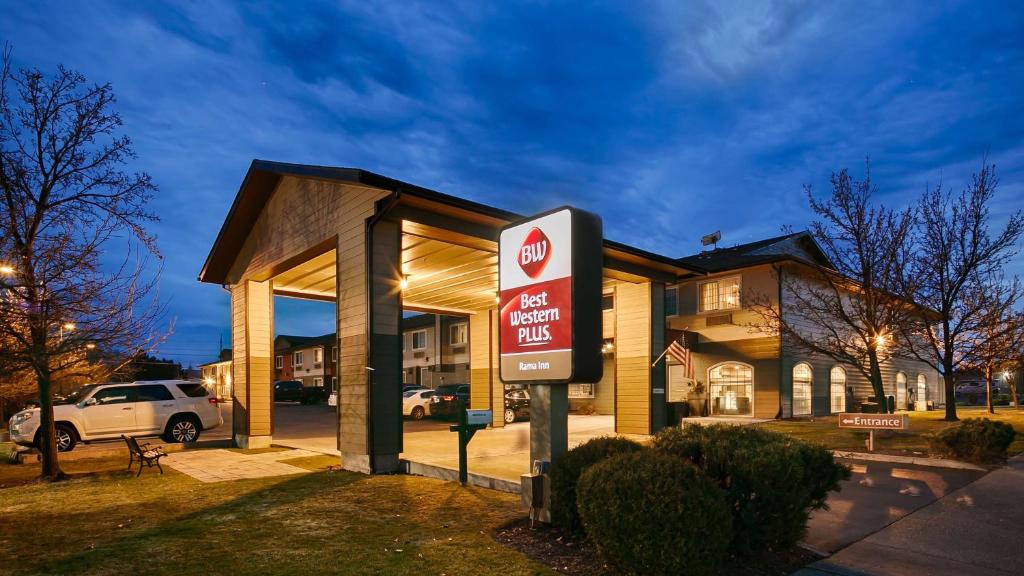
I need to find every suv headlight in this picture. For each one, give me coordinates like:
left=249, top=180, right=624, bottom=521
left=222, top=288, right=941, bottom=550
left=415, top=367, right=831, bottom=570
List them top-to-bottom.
left=14, top=411, right=35, bottom=424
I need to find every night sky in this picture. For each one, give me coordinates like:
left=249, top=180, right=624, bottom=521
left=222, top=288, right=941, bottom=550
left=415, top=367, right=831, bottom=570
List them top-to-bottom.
left=3, top=1, right=1023, bottom=367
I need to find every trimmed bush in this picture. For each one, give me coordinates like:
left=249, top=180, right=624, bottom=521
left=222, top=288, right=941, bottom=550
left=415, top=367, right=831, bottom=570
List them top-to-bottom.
left=927, top=418, right=1016, bottom=464
left=653, top=424, right=849, bottom=555
left=549, top=436, right=645, bottom=536
left=577, top=451, right=732, bottom=576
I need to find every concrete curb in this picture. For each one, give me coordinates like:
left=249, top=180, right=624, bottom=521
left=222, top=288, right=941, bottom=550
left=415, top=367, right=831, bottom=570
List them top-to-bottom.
left=832, top=450, right=986, bottom=471
left=401, top=459, right=521, bottom=494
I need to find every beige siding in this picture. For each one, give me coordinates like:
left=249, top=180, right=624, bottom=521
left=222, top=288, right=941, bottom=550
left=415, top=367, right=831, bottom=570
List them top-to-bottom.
left=225, top=176, right=389, bottom=457
left=247, top=280, right=273, bottom=436
left=614, top=281, right=651, bottom=434
left=469, top=309, right=504, bottom=426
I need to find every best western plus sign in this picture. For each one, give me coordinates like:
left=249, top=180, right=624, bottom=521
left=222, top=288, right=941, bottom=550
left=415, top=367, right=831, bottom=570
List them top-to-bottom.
left=499, top=206, right=603, bottom=384
left=500, top=210, right=575, bottom=381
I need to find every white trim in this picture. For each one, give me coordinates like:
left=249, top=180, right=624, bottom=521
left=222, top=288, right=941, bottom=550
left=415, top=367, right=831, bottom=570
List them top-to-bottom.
left=697, top=275, right=742, bottom=314
left=411, top=329, right=427, bottom=350
left=293, top=351, right=303, bottom=366
left=275, top=355, right=283, bottom=369
left=792, top=362, right=813, bottom=416
left=829, top=365, right=846, bottom=413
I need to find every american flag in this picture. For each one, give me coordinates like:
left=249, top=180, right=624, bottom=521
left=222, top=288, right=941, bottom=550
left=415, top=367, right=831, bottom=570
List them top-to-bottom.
left=666, top=338, right=694, bottom=379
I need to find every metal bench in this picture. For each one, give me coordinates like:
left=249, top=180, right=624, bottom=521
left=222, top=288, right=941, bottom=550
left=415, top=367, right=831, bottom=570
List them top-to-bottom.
left=121, top=435, right=166, bottom=476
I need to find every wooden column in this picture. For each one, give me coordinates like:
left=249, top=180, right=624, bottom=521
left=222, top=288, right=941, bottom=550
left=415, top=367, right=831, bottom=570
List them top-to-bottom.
left=231, top=279, right=273, bottom=448
left=614, top=281, right=663, bottom=435
left=469, top=308, right=504, bottom=427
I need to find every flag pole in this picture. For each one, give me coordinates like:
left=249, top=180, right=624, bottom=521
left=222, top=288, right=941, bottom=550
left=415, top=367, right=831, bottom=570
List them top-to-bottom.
left=651, top=346, right=670, bottom=368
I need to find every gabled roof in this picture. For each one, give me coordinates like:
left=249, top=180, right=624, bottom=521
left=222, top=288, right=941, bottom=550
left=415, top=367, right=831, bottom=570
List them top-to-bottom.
left=199, top=160, right=703, bottom=285
left=676, top=231, right=834, bottom=273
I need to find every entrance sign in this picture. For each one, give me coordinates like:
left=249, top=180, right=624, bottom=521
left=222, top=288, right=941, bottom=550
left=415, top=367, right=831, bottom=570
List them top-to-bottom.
left=499, top=207, right=603, bottom=384
left=837, top=413, right=908, bottom=430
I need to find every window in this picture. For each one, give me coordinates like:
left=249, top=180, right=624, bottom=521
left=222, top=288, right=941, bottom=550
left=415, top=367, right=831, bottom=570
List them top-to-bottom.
left=698, top=276, right=741, bottom=312
left=664, top=287, right=678, bottom=316
left=601, top=294, right=614, bottom=311
left=450, top=323, right=467, bottom=345
left=412, top=330, right=426, bottom=350
left=314, top=347, right=323, bottom=364
left=332, top=347, right=337, bottom=363
left=293, top=351, right=303, bottom=366
left=275, top=355, right=283, bottom=369
left=708, top=362, right=753, bottom=416
left=793, top=363, right=813, bottom=416
left=830, top=366, right=846, bottom=413
left=896, top=372, right=908, bottom=409
left=917, top=374, right=928, bottom=405
left=313, top=377, right=324, bottom=387
left=332, top=377, right=337, bottom=390
left=177, top=383, right=210, bottom=398
left=568, top=383, right=595, bottom=398
left=136, top=385, right=174, bottom=402
left=91, top=386, right=135, bottom=405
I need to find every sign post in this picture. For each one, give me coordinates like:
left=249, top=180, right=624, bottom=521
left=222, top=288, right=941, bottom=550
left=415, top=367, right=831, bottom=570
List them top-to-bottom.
left=499, top=206, right=602, bottom=522
left=837, top=413, right=908, bottom=452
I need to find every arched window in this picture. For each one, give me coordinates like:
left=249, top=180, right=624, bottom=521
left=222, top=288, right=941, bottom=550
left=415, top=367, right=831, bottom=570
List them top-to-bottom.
left=708, top=362, right=753, bottom=416
left=793, top=363, right=813, bottom=416
left=830, top=366, right=846, bottom=413
left=896, top=372, right=908, bottom=410
left=917, top=374, right=928, bottom=408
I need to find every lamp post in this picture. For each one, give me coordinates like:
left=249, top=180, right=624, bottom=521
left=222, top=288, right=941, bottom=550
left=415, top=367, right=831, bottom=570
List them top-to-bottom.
left=59, top=322, right=75, bottom=343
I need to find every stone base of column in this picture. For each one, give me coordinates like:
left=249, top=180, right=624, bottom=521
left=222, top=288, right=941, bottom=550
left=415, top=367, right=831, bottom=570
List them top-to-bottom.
left=235, top=434, right=272, bottom=449
left=342, top=452, right=401, bottom=474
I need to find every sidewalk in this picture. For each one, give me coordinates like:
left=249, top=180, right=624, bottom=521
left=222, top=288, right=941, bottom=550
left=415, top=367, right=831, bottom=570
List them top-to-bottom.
left=798, top=454, right=1024, bottom=576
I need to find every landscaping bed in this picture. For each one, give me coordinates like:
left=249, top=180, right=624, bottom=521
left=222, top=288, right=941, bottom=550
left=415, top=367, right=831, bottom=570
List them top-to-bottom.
left=495, top=518, right=820, bottom=576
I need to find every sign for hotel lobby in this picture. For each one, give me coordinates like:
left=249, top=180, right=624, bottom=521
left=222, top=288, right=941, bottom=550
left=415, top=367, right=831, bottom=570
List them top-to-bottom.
left=499, top=207, right=603, bottom=384
left=836, top=413, right=908, bottom=430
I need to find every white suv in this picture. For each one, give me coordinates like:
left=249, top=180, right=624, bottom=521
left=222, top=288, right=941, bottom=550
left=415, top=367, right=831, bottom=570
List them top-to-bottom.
left=8, top=380, right=223, bottom=452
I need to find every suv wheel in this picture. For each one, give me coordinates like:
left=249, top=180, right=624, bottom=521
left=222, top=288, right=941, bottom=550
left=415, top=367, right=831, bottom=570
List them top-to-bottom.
left=504, top=408, right=516, bottom=424
left=165, top=415, right=201, bottom=443
left=55, top=424, right=77, bottom=452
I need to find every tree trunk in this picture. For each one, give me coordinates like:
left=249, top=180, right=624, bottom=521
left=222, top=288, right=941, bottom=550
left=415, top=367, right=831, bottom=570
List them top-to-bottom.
left=868, top=349, right=890, bottom=413
left=942, top=358, right=958, bottom=421
left=986, top=365, right=995, bottom=415
left=36, top=366, right=65, bottom=481
left=1011, top=375, right=1021, bottom=410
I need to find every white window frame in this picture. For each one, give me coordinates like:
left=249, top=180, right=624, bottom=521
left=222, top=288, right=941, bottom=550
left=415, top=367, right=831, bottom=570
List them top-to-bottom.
left=698, top=275, right=742, bottom=313
left=450, top=323, right=467, bottom=345
left=412, top=330, right=427, bottom=350
left=332, top=346, right=337, bottom=363
left=314, top=347, right=323, bottom=364
left=293, top=351, right=303, bottom=366
left=275, top=355, right=283, bottom=369
left=707, top=361, right=755, bottom=416
left=792, top=362, right=813, bottom=416
left=830, top=366, right=846, bottom=413
left=313, top=377, right=323, bottom=387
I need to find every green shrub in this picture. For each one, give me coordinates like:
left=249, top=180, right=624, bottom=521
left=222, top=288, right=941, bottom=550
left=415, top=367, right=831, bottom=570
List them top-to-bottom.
left=927, top=418, right=1016, bottom=464
left=653, top=424, right=849, bottom=555
left=549, top=436, right=645, bottom=536
left=577, top=451, right=732, bottom=576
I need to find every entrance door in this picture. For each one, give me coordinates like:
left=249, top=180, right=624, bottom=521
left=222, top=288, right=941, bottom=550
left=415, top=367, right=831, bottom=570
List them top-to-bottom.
left=708, top=363, right=753, bottom=416
left=81, top=385, right=138, bottom=436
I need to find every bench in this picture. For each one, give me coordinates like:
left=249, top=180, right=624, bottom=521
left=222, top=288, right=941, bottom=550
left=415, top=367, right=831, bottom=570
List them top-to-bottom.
left=121, top=435, right=166, bottom=476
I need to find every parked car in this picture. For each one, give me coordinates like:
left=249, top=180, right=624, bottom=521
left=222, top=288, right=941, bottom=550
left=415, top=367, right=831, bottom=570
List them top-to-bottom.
left=7, top=380, right=223, bottom=452
left=273, top=380, right=326, bottom=404
left=429, top=384, right=469, bottom=418
left=403, top=385, right=426, bottom=394
left=504, top=388, right=530, bottom=423
left=402, top=389, right=435, bottom=420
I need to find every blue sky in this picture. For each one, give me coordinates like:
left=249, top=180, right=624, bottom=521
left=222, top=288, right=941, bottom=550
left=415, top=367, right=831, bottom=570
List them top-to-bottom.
left=3, top=1, right=1023, bottom=367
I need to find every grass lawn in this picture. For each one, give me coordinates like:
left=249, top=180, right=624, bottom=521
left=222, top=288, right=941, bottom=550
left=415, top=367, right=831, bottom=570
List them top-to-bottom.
left=757, top=406, right=1024, bottom=458
left=0, top=443, right=552, bottom=576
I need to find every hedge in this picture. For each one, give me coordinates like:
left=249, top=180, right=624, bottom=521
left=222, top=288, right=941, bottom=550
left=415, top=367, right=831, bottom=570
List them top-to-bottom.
left=927, top=418, right=1016, bottom=464
left=652, top=424, right=849, bottom=554
left=549, top=436, right=645, bottom=536
left=577, top=451, right=732, bottom=576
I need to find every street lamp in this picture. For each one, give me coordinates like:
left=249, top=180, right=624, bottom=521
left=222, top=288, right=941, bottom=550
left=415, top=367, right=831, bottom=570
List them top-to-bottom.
left=0, top=264, right=13, bottom=275
left=59, top=322, right=75, bottom=342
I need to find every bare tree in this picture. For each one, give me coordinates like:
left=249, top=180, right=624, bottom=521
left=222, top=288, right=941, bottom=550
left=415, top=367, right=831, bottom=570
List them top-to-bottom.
left=0, top=47, right=164, bottom=480
left=749, top=164, right=916, bottom=413
left=899, top=164, right=1024, bottom=421
left=962, top=275, right=1023, bottom=413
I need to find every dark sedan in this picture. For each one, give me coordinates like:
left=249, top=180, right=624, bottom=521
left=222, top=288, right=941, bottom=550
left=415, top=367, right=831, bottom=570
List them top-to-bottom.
left=428, top=384, right=469, bottom=418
